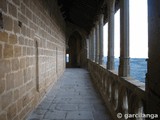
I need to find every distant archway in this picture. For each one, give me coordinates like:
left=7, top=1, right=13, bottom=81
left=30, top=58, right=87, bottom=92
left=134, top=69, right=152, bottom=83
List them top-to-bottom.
left=66, top=31, right=82, bottom=68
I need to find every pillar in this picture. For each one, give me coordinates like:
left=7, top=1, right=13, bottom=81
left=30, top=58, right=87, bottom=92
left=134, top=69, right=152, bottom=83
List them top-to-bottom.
left=107, top=0, right=115, bottom=70
left=118, top=0, right=130, bottom=77
left=146, top=0, right=160, bottom=115
left=99, top=13, right=104, bottom=65
left=96, top=22, right=100, bottom=63
left=92, top=28, right=96, bottom=61
left=90, top=31, right=94, bottom=61
left=89, top=34, right=92, bottom=60
left=86, top=38, right=89, bottom=59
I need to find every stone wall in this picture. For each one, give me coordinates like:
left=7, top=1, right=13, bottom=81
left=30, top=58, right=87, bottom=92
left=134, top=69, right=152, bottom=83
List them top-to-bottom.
left=0, top=0, right=66, bottom=119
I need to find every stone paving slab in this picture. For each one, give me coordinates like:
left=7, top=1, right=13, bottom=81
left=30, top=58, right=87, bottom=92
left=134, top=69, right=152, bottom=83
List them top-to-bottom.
left=27, top=68, right=111, bottom=120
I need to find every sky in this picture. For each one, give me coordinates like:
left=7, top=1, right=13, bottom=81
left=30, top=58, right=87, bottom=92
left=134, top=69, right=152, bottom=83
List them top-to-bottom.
left=103, top=0, right=148, bottom=58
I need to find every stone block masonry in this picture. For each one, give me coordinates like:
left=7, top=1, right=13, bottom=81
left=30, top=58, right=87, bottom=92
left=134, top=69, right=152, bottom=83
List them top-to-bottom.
left=0, top=0, right=66, bottom=120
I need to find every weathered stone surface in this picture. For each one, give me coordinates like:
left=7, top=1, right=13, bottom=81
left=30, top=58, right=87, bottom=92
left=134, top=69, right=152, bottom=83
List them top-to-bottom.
left=0, top=0, right=7, bottom=12
left=12, top=0, right=20, bottom=6
left=0, top=1, right=66, bottom=120
left=8, top=3, right=17, bottom=18
left=26, top=8, right=32, bottom=21
left=18, top=13, right=28, bottom=26
left=3, top=15, right=13, bottom=31
left=13, top=20, right=20, bottom=34
left=21, top=25, right=26, bottom=36
left=0, top=31, right=8, bottom=42
left=9, top=34, right=17, bottom=44
left=19, top=36, right=24, bottom=45
left=0, top=44, right=2, bottom=58
left=4, top=44, right=13, bottom=58
left=14, top=45, right=21, bottom=57
left=23, top=47, right=27, bottom=56
left=20, top=57, right=26, bottom=69
left=11, top=58, right=20, bottom=71
left=0, top=60, right=10, bottom=78
left=24, top=68, right=31, bottom=83
left=14, top=70, right=23, bottom=88
left=6, top=73, right=14, bottom=90
left=0, top=80, right=5, bottom=94
left=26, top=81, right=33, bottom=91
left=19, top=86, right=26, bottom=98
left=14, top=89, right=19, bottom=101
left=1, top=91, right=13, bottom=110
left=22, top=94, right=29, bottom=107
left=16, top=99, right=23, bottom=113
left=7, top=103, right=17, bottom=120
left=19, top=107, right=26, bottom=120
left=0, top=112, right=7, bottom=120
left=13, top=116, right=19, bottom=120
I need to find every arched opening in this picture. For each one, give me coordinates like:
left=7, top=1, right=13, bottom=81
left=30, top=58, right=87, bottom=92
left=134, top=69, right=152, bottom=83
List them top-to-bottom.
left=66, top=31, right=83, bottom=68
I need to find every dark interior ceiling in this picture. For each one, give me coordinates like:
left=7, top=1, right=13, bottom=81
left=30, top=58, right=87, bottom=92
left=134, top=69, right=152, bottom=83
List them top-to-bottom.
left=44, top=0, right=120, bottom=33
left=57, top=0, right=106, bottom=33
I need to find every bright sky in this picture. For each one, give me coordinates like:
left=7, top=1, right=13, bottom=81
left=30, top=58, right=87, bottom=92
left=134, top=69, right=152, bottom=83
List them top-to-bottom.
left=103, top=0, right=148, bottom=58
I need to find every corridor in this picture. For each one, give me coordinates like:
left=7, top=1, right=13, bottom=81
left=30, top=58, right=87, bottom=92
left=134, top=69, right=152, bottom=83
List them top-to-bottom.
left=27, top=69, right=111, bottom=120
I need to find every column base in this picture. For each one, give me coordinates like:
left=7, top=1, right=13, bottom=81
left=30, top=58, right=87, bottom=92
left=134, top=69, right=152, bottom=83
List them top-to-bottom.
left=107, top=56, right=114, bottom=70
left=118, top=57, right=130, bottom=77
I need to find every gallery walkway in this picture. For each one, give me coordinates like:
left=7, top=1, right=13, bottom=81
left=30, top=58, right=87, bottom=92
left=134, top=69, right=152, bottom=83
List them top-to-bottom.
left=27, top=68, right=111, bottom=120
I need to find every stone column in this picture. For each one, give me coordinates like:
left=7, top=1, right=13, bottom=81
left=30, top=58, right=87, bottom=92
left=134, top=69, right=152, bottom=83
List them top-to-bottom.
left=107, top=0, right=115, bottom=70
left=118, top=0, right=130, bottom=77
left=146, top=0, right=160, bottom=115
left=99, top=13, right=104, bottom=65
left=96, top=22, right=100, bottom=63
left=95, top=26, right=97, bottom=62
left=92, top=28, right=96, bottom=61
left=90, top=31, right=94, bottom=61
left=89, top=34, right=92, bottom=60
left=86, top=38, right=89, bottom=59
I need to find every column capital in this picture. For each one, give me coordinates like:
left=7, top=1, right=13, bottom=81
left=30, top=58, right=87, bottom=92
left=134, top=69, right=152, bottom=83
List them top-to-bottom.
left=108, top=0, right=116, bottom=12
left=99, top=8, right=105, bottom=15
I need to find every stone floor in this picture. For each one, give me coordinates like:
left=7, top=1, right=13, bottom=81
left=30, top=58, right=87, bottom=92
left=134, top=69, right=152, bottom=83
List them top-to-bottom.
left=27, top=68, right=111, bottom=120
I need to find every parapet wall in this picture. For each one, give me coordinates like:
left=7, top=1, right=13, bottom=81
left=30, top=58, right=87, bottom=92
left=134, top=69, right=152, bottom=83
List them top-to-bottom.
left=0, top=0, right=66, bottom=119
left=88, top=60, right=145, bottom=120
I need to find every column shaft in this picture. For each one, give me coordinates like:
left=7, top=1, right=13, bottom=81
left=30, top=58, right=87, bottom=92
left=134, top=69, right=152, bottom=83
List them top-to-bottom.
left=107, top=0, right=115, bottom=70
left=118, top=0, right=130, bottom=77
left=146, top=0, right=160, bottom=115
left=99, top=14, right=104, bottom=65
left=96, top=23, right=100, bottom=63
left=92, top=28, right=96, bottom=61
left=91, top=31, right=94, bottom=61
left=89, top=34, right=92, bottom=60
left=87, top=38, right=89, bottom=59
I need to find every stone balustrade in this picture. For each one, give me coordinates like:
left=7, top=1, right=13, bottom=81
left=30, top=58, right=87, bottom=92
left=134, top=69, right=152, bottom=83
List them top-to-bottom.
left=88, top=60, right=145, bottom=120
